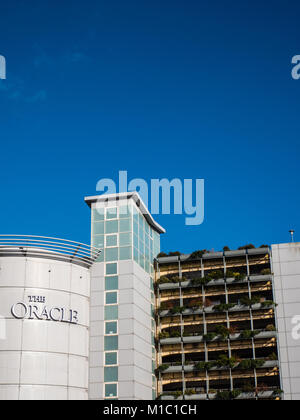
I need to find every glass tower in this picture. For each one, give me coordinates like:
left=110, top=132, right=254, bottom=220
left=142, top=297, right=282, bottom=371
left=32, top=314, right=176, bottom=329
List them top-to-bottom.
left=85, top=192, right=164, bottom=400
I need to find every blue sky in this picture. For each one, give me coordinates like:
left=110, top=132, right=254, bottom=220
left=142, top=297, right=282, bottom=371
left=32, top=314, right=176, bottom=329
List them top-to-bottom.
left=0, top=0, right=299, bottom=254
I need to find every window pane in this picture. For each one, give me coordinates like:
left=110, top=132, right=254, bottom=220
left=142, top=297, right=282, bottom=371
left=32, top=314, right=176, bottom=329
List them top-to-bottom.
left=119, top=205, right=131, bottom=218
left=106, top=207, right=118, bottom=219
left=92, top=208, right=104, bottom=221
left=119, top=218, right=132, bottom=233
left=106, top=220, right=118, bottom=234
left=133, top=220, right=138, bottom=236
left=93, top=222, right=104, bottom=235
left=119, top=232, right=131, bottom=246
left=133, top=233, right=138, bottom=249
left=93, top=234, right=104, bottom=249
left=106, top=234, right=118, bottom=247
left=119, top=246, right=132, bottom=261
left=105, top=247, right=118, bottom=262
left=133, top=247, right=139, bottom=264
left=95, top=251, right=104, bottom=262
left=106, top=263, right=117, bottom=275
left=105, top=276, right=118, bottom=290
left=106, top=292, right=118, bottom=305
left=104, top=305, right=118, bottom=320
left=105, top=321, right=117, bottom=334
left=104, top=335, right=118, bottom=351
left=105, top=352, right=118, bottom=365
left=104, top=367, right=118, bottom=382
left=105, top=383, right=117, bottom=397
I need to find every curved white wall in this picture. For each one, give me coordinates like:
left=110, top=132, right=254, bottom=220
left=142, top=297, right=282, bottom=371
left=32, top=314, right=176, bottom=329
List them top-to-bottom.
left=0, top=255, right=90, bottom=400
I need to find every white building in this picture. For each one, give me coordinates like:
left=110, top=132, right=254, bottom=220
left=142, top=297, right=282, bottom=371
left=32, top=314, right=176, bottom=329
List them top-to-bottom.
left=85, top=192, right=165, bottom=400
left=0, top=235, right=99, bottom=400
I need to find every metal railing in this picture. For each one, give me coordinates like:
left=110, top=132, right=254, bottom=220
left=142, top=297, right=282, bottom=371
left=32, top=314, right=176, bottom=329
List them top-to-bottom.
left=0, top=235, right=101, bottom=268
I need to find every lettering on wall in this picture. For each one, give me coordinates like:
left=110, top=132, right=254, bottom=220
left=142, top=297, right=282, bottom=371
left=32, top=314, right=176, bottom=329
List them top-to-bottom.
left=11, top=295, right=79, bottom=324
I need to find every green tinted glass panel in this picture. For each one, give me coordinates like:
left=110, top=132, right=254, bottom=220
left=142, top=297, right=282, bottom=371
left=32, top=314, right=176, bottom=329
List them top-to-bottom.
left=119, top=205, right=131, bottom=218
left=106, top=207, right=118, bottom=219
left=92, top=208, right=104, bottom=221
left=119, top=218, right=132, bottom=232
left=106, top=220, right=118, bottom=234
left=93, top=222, right=104, bottom=235
left=119, top=232, right=131, bottom=246
left=133, top=233, right=138, bottom=249
left=106, top=234, right=118, bottom=247
left=93, top=235, right=104, bottom=248
left=119, top=246, right=132, bottom=260
left=105, top=247, right=118, bottom=262
left=133, top=247, right=139, bottom=264
left=95, top=251, right=104, bottom=262
left=106, top=263, right=117, bottom=275
left=105, top=276, right=118, bottom=290
left=106, top=292, right=118, bottom=305
left=104, top=305, right=118, bottom=320
left=105, top=321, right=117, bottom=334
left=104, top=335, right=118, bottom=351
left=105, top=352, right=117, bottom=365
left=104, top=367, right=118, bottom=382
left=105, top=383, right=117, bottom=397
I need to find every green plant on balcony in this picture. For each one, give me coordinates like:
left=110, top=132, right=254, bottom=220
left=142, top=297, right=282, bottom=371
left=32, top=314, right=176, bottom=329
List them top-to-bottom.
left=238, top=244, right=255, bottom=250
left=189, top=249, right=207, bottom=260
left=168, top=251, right=181, bottom=256
left=157, top=252, right=168, bottom=258
left=261, top=268, right=271, bottom=275
left=208, top=270, right=224, bottom=280
left=225, top=270, right=246, bottom=280
left=233, top=272, right=246, bottom=281
left=171, top=275, right=180, bottom=283
left=191, top=275, right=212, bottom=286
left=158, top=276, right=171, bottom=284
left=240, top=296, right=261, bottom=307
left=261, top=300, right=277, bottom=308
left=213, top=303, right=235, bottom=312
left=170, top=306, right=183, bottom=315
left=265, top=324, right=276, bottom=331
left=215, top=325, right=230, bottom=339
left=240, top=329, right=259, bottom=339
left=170, top=330, right=181, bottom=338
left=158, top=331, right=170, bottom=339
left=203, top=332, right=217, bottom=341
left=268, top=352, right=278, bottom=361
left=216, top=355, right=237, bottom=369
left=194, top=361, right=215, bottom=371
left=155, top=364, right=169, bottom=374
left=242, top=382, right=255, bottom=393
left=185, top=388, right=196, bottom=395
left=215, top=389, right=242, bottom=400
left=231, top=389, right=242, bottom=399
left=273, top=389, right=283, bottom=396
left=174, top=390, right=183, bottom=399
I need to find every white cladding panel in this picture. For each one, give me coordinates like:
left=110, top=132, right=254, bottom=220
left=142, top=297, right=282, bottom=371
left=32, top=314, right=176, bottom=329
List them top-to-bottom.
left=272, top=243, right=300, bottom=400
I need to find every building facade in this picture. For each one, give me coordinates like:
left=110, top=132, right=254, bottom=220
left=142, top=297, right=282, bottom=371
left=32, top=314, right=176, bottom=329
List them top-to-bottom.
left=85, top=192, right=164, bottom=400
left=0, top=195, right=300, bottom=400
left=0, top=235, right=99, bottom=400
left=271, top=243, right=300, bottom=400
left=155, top=248, right=282, bottom=400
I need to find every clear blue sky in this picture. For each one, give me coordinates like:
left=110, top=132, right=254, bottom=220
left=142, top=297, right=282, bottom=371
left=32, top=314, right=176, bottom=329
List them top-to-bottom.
left=0, top=0, right=299, bottom=254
